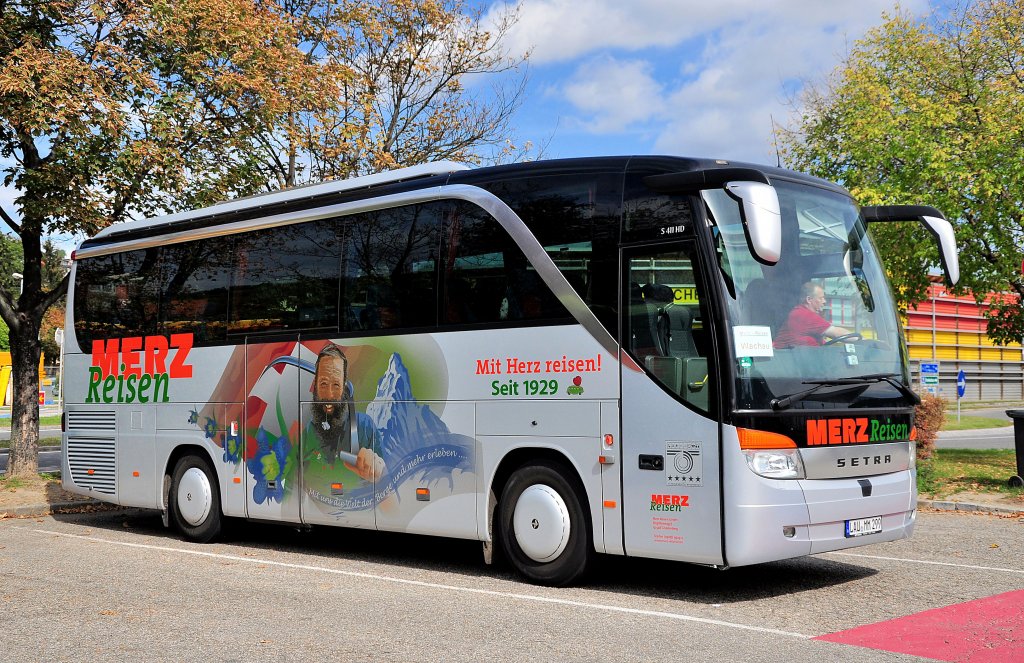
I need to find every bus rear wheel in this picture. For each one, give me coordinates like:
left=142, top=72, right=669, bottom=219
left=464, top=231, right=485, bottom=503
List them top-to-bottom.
left=169, top=455, right=222, bottom=543
left=499, top=462, right=590, bottom=586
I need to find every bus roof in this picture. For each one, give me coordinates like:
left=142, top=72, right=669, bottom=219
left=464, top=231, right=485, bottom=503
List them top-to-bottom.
left=79, top=156, right=849, bottom=251
left=87, top=161, right=471, bottom=242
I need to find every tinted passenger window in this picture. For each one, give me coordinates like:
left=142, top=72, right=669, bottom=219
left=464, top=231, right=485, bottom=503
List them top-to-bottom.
left=484, top=174, right=621, bottom=336
left=442, top=202, right=569, bottom=326
left=341, top=204, right=441, bottom=331
left=230, top=219, right=341, bottom=336
left=160, top=238, right=232, bottom=343
left=73, top=249, right=160, bottom=343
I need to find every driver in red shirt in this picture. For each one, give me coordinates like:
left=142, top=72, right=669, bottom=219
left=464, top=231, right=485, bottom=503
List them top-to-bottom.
left=774, top=282, right=851, bottom=347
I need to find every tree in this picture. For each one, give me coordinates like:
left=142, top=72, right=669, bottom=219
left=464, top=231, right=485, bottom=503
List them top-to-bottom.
left=0, top=0, right=321, bottom=477
left=258, top=0, right=530, bottom=186
left=779, top=1, right=1024, bottom=342
left=0, top=235, right=64, bottom=358
left=37, top=240, right=65, bottom=362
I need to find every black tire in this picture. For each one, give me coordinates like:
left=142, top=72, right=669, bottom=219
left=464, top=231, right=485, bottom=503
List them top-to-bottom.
left=169, top=455, right=222, bottom=543
left=498, top=462, right=591, bottom=586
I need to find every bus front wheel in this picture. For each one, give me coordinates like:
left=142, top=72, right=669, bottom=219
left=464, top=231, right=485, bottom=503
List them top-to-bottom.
left=169, top=455, right=222, bottom=543
left=499, top=463, right=590, bottom=586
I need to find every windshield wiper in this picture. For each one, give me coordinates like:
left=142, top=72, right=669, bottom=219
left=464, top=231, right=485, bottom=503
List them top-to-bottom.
left=770, top=373, right=920, bottom=411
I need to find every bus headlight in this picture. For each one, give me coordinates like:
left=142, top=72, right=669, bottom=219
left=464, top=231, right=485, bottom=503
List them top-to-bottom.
left=742, top=448, right=806, bottom=479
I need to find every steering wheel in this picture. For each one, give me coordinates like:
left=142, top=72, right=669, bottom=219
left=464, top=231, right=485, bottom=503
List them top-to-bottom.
left=824, top=333, right=863, bottom=346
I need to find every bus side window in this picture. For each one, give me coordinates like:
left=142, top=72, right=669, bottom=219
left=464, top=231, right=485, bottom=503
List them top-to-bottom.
left=483, top=172, right=621, bottom=339
left=441, top=202, right=569, bottom=327
left=340, top=204, right=441, bottom=332
left=230, top=219, right=342, bottom=336
left=160, top=239, right=231, bottom=343
left=626, top=244, right=714, bottom=415
left=73, top=249, right=160, bottom=344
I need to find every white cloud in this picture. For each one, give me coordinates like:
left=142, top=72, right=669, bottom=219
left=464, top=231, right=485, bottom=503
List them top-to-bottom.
left=491, top=0, right=756, bottom=65
left=496, top=0, right=934, bottom=162
left=561, top=56, right=666, bottom=133
left=0, top=186, right=17, bottom=217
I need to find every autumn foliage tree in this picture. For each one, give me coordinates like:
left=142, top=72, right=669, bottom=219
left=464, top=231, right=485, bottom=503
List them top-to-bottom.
left=0, top=0, right=323, bottom=477
left=1, top=0, right=529, bottom=478
left=259, top=0, right=530, bottom=186
left=780, top=1, right=1024, bottom=338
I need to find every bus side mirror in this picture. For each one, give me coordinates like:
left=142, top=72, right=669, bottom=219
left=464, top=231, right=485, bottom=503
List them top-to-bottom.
left=725, top=181, right=782, bottom=265
left=862, top=205, right=960, bottom=286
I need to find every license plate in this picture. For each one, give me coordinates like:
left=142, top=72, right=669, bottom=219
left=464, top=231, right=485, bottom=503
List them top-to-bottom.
left=845, top=516, right=882, bottom=538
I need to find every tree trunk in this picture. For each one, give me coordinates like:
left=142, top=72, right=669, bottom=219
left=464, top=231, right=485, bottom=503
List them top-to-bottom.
left=8, top=323, right=41, bottom=478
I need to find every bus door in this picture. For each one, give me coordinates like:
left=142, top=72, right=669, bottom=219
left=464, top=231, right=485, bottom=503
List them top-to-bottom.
left=619, top=242, right=724, bottom=565
left=243, top=338, right=302, bottom=524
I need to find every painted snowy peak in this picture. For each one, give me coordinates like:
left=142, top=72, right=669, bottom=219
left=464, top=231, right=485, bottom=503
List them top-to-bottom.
left=365, top=353, right=453, bottom=458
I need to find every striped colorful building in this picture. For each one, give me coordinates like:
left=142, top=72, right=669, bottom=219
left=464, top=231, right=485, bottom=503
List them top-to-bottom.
left=904, top=284, right=1023, bottom=400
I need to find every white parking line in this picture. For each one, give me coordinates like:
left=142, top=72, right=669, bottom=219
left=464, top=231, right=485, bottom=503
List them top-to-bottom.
left=27, top=527, right=811, bottom=639
left=825, top=551, right=1024, bottom=575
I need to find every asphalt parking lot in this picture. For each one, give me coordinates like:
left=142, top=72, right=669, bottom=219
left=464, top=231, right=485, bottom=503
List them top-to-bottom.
left=1, top=507, right=1020, bottom=662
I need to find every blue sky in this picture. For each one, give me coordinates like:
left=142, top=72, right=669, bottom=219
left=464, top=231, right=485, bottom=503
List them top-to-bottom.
left=4, top=0, right=943, bottom=253
left=482, top=0, right=935, bottom=164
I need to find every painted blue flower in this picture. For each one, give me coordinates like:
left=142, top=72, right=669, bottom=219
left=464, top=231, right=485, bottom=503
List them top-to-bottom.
left=188, top=409, right=199, bottom=425
left=203, top=417, right=217, bottom=439
left=246, top=427, right=291, bottom=504
left=223, top=431, right=243, bottom=464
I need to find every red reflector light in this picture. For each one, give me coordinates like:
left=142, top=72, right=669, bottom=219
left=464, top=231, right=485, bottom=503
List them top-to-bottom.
left=87, top=469, right=95, bottom=475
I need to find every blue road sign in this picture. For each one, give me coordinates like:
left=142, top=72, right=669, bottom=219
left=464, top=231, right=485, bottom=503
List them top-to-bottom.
left=921, top=362, right=940, bottom=374
left=957, top=370, right=967, bottom=398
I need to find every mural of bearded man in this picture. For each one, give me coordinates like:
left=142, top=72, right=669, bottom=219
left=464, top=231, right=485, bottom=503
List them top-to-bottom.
left=311, top=343, right=386, bottom=481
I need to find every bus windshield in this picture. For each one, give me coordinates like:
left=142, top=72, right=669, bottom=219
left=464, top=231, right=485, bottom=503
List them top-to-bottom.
left=705, top=179, right=910, bottom=411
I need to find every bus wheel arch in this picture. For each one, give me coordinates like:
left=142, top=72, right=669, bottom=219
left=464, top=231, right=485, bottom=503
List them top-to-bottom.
left=165, top=446, right=222, bottom=543
left=492, top=450, right=592, bottom=587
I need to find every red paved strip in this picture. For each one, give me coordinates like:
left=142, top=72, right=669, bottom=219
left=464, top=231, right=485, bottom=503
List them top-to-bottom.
left=814, top=589, right=1024, bottom=662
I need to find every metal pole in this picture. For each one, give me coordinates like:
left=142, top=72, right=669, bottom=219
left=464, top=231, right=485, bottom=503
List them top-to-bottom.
left=931, top=286, right=936, bottom=360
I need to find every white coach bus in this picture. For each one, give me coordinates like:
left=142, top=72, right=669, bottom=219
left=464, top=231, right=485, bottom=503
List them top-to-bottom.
left=62, top=157, right=959, bottom=586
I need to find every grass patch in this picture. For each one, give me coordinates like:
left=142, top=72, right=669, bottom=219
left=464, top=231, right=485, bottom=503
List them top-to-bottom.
left=941, top=414, right=1012, bottom=431
left=0, top=415, right=62, bottom=429
left=0, top=437, right=61, bottom=450
left=918, top=448, right=1024, bottom=499
left=0, top=475, right=33, bottom=490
